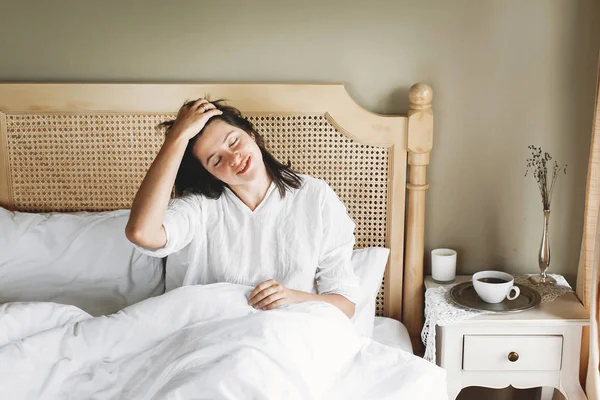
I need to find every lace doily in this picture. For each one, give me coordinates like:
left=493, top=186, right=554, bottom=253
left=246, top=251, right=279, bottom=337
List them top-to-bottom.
left=421, top=274, right=572, bottom=363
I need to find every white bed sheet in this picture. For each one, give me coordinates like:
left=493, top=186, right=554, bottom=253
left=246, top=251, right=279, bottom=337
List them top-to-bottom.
left=0, top=284, right=447, bottom=399
left=372, top=316, right=414, bottom=354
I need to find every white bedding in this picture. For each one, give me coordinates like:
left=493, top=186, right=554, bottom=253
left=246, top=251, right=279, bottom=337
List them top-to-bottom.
left=0, top=283, right=447, bottom=400
left=373, top=316, right=414, bottom=354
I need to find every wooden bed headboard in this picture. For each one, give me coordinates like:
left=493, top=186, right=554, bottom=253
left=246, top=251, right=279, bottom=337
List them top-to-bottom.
left=0, top=83, right=433, bottom=349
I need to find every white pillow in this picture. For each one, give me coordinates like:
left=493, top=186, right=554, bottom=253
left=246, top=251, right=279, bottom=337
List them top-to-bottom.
left=0, top=207, right=164, bottom=316
left=351, top=247, right=390, bottom=337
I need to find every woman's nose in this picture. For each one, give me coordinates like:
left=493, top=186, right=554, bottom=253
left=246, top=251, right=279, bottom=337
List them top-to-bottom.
left=229, top=151, right=241, bottom=167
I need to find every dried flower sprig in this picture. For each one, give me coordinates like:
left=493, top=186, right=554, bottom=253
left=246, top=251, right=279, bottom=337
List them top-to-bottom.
left=525, top=145, right=567, bottom=210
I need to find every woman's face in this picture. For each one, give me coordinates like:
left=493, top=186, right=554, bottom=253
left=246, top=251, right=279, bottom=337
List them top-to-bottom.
left=192, top=119, right=266, bottom=188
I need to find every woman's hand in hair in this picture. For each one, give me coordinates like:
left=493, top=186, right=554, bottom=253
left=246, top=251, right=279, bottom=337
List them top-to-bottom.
left=168, top=99, right=222, bottom=142
left=248, top=280, right=300, bottom=310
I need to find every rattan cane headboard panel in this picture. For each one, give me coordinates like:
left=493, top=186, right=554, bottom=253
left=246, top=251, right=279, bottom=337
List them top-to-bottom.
left=0, top=83, right=433, bottom=351
left=4, top=112, right=389, bottom=313
left=6, top=113, right=166, bottom=212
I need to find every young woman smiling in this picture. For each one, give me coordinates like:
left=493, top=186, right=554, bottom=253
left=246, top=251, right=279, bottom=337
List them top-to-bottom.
left=126, top=99, right=358, bottom=318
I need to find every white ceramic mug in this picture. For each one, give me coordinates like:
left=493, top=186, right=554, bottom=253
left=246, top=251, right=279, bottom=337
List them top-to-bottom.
left=431, top=248, right=457, bottom=283
left=472, top=271, right=520, bottom=304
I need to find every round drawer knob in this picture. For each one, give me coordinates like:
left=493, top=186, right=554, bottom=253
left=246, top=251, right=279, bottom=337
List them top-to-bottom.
left=508, top=352, right=519, bottom=362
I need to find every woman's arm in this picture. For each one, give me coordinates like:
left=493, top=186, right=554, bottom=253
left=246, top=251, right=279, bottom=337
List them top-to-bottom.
left=125, top=100, right=221, bottom=249
left=125, top=136, right=188, bottom=249
left=312, top=184, right=360, bottom=309
left=248, top=280, right=355, bottom=318
left=289, top=291, right=355, bottom=318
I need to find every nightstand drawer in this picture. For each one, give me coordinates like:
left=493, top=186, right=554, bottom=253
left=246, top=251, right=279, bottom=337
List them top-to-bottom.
left=463, top=335, right=563, bottom=371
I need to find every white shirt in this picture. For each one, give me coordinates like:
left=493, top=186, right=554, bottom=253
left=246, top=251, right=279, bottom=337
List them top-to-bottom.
left=135, top=175, right=359, bottom=303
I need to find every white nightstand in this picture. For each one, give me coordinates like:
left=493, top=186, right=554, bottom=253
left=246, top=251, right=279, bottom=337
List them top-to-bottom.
left=425, top=276, right=589, bottom=400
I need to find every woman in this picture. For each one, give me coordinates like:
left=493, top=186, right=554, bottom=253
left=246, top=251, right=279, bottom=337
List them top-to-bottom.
left=126, top=99, right=358, bottom=318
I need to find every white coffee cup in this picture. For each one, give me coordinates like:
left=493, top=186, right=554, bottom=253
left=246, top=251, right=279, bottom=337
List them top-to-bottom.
left=431, top=248, right=457, bottom=283
left=472, top=271, right=520, bottom=304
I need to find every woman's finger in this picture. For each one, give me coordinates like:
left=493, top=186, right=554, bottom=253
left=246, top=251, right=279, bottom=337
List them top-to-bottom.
left=192, top=98, right=209, bottom=108
left=198, top=103, right=218, bottom=114
left=200, top=108, right=222, bottom=120
left=249, top=280, right=276, bottom=299
left=249, top=285, right=279, bottom=306
left=255, top=292, right=285, bottom=309
left=264, top=298, right=287, bottom=310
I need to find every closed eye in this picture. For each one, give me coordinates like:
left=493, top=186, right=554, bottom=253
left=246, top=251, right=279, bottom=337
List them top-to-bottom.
left=229, top=138, right=238, bottom=147
left=213, top=157, right=222, bottom=167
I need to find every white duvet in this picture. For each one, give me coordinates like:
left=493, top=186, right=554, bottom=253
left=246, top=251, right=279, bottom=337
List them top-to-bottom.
left=0, top=283, right=447, bottom=400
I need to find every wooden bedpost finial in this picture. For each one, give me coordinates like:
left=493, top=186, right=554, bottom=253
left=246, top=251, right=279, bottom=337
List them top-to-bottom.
left=406, top=83, right=433, bottom=156
left=408, top=83, right=433, bottom=112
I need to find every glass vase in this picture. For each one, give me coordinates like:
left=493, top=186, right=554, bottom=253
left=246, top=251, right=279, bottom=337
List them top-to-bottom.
left=529, top=209, right=557, bottom=284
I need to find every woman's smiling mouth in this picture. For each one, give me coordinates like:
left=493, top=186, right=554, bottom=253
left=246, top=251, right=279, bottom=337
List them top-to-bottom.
left=236, top=156, right=251, bottom=175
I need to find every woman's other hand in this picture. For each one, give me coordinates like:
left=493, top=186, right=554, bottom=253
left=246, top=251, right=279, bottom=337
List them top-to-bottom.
left=169, top=99, right=223, bottom=142
left=248, top=280, right=300, bottom=310
left=248, top=280, right=355, bottom=317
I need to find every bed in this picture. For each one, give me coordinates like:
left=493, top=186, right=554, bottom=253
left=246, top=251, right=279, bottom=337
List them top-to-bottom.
left=0, top=83, right=444, bottom=399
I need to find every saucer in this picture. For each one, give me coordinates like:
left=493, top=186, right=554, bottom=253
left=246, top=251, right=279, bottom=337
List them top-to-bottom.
left=448, top=282, right=541, bottom=313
